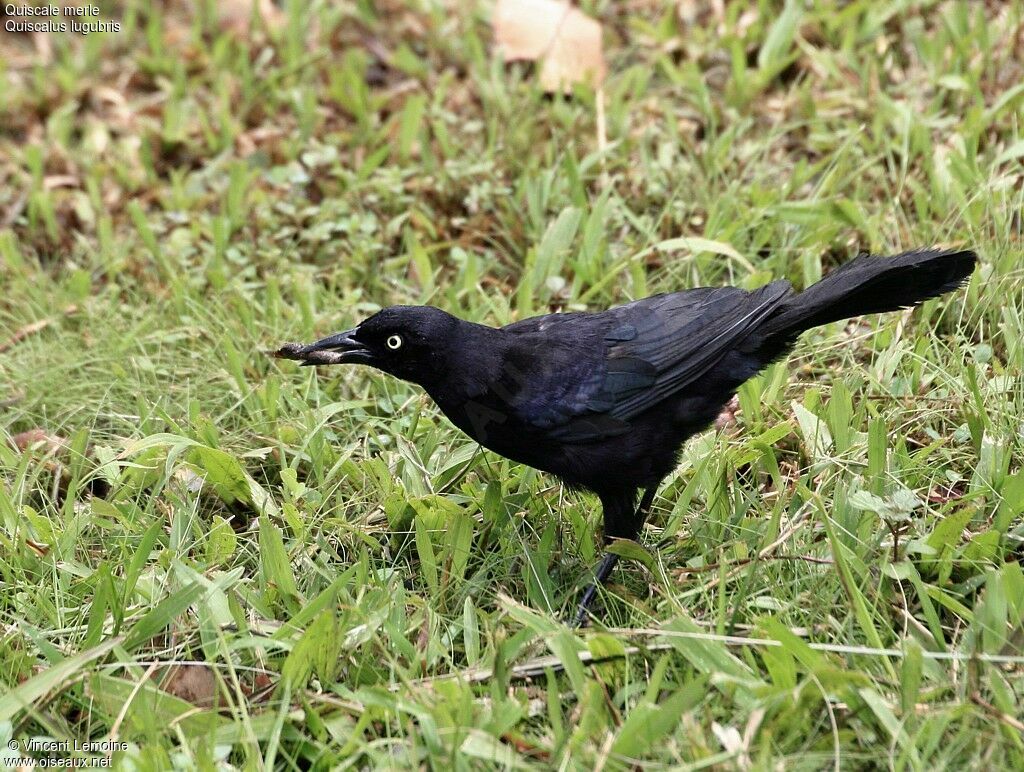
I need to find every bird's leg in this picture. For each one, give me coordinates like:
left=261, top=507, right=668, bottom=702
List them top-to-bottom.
left=636, top=487, right=656, bottom=522
left=572, top=488, right=657, bottom=627
left=572, top=552, right=620, bottom=627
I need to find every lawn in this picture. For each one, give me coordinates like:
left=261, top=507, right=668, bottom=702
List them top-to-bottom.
left=1, top=0, right=1023, bottom=768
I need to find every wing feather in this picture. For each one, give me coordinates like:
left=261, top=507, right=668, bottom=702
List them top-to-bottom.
left=494, top=280, right=792, bottom=441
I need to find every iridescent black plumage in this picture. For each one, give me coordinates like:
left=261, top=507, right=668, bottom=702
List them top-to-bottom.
left=277, top=248, right=976, bottom=623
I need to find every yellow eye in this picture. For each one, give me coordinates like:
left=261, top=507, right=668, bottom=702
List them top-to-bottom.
left=386, top=334, right=403, bottom=350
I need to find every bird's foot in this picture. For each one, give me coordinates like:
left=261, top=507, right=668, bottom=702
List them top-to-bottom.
left=568, top=552, right=620, bottom=627
left=571, top=583, right=601, bottom=627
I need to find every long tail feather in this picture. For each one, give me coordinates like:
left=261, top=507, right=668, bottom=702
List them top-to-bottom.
left=759, top=248, right=976, bottom=355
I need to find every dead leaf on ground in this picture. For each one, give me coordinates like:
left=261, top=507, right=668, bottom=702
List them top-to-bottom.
left=218, top=0, right=287, bottom=35
left=493, top=0, right=606, bottom=92
left=677, top=0, right=726, bottom=28
left=32, top=30, right=52, bottom=66
left=235, top=126, right=288, bottom=159
left=43, top=175, right=80, bottom=191
left=0, top=305, right=78, bottom=353
left=0, top=319, right=52, bottom=353
left=1, top=390, right=26, bottom=409
left=11, top=430, right=69, bottom=455
left=173, top=466, right=206, bottom=494
left=25, top=539, right=51, bottom=557
left=159, top=664, right=220, bottom=708
left=252, top=671, right=274, bottom=697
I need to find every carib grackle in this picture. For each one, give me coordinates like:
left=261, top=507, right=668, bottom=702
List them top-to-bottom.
left=276, top=248, right=976, bottom=624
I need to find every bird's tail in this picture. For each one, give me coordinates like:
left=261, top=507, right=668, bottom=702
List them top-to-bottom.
left=758, top=248, right=976, bottom=356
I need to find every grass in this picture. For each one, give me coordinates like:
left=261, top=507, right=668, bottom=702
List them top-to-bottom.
left=1, top=0, right=1023, bottom=768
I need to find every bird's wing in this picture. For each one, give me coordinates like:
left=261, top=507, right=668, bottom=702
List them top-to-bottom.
left=598, top=280, right=793, bottom=423
left=497, top=281, right=792, bottom=442
left=497, top=313, right=621, bottom=435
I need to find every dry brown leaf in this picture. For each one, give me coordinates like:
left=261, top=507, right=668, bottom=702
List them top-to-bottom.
left=219, top=0, right=286, bottom=35
left=493, top=0, right=606, bottom=92
left=677, top=0, right=727, bottom=33
left=32, top=31, right=52, bottom=66
left=235, top=126, right=287, bottom=159
left=43, top=175, right=80, bottom=191
left=1, top=191, right=29, bottom=230
left=0, top=305, right=77, bottom=353
left=0, top=319, right=51, bottom=353
left=0, top=390, right=26, bottom=409
left=11, top=430, right=69, bottom=455
left=25, top=539, right=51, bottom=557
left=160, top=664, right=220, bottom=708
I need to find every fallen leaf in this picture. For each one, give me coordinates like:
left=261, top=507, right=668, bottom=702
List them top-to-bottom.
left=219, top=0, right=287, bottom=35
left=493, top=0, right=606, bottom=92
left=676, top=0, right=725, bottom=29
left=32, top=30, right=52, bottom=66
left=43, top=175, right=80, bottom=190
left=1, top=191, right=28, bottom=229
left=0, top=305, right=77, bottom=353
left=0, top=319, right=51, bottom=353
left=0, top=390, right=25, bottom=409
left=11, top=430, right=68, bottom=455
left=173, top=466, right=205, bottom=494
left=25, top=539, right=51, bottom=557
left=160, top=664, right=219, bottom=708
left=252, top=672, right=274, bottom=694
left=712, top=721, right=744, bottom=754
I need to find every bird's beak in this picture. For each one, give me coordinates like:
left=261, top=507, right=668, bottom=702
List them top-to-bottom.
left=274, top=328, right=374, bottom=366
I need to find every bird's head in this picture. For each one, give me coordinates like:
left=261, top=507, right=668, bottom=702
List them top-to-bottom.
left=275, top=305, right=460, bottom=385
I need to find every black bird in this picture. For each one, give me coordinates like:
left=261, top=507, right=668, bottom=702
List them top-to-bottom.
left=276, top=248, right=976, bottom=624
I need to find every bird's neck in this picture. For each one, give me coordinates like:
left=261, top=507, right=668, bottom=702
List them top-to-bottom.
left=419, top=321, right=507, bottom=409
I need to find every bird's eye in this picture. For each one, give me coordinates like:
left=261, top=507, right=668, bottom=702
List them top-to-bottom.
left=386, top=334, right=403, bottom=350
